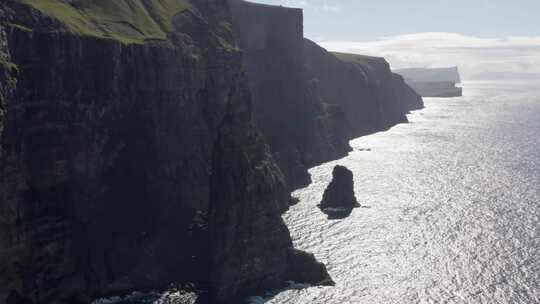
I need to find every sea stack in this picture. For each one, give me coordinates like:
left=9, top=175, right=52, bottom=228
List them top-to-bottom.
left=319, top=165, right=360, bottom=210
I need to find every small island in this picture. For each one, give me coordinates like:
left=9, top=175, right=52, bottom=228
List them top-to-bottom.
left=394, top=67, right=463, bottom=97
left=319, top=166, right=360, bottom=218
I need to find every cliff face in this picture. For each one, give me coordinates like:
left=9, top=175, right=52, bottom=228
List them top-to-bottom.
left=228, top=0, right=351, bottom=188
left=0, top=1, right=329, bottom=303
left=0, top=1, right=232, bottom=301
left=227, top=4, right=423, bottom=189
left=0, top=9, right=14, bottom=159
left=304, top=39, right=383, bottom=136
left=332, top=51, right=424, bottom=129
left=391, top=73, right=425, bottom=111
left=209, top=81, right=332, bottom=303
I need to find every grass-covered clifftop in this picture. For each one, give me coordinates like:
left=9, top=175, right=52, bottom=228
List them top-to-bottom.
left=17, top=0, right=192, bottom=44
left=332, top=52, right=387, bottom=69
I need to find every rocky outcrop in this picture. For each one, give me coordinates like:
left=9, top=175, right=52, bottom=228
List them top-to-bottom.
left=0, top=1, right=329, bottom=303
left=209, top=80, right=332, bottom=303
left=319, top=165, right=359, bottom=210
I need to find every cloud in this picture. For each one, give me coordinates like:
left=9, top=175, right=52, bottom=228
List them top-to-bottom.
left=283, top=0, right=308, bottom=8
left=320, top=1, right=341, bottom=12
left=317, top=32, right=540, bottom=80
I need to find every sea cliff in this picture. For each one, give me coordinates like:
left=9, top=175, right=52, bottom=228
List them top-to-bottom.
left=1, top=0, right=423, bottom=303
left=228, top=0, right=350, bottom=188
left=0, top=1, right=329, bottom=303
left=227, top=3, right=423, bottom=188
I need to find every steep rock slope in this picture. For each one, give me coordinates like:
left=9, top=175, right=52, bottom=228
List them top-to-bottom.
left=228, top=0, right=351, bottom=188
left=0, top=1, right=329, bottom=303
left=227, top=1, right=423, bottom=189
left=304, top=39, right=384, bottom=136
left=332, top=51, right=424, bottom=130
left=392, top=72, right=426, bottom=110
left=209, top=82, right=332, bottom=303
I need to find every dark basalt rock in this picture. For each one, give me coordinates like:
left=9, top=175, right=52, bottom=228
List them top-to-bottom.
left=0, top=0, right=424, bottom=302
left=227, top=0, right=353, bottom=189
left=0, top=1, right=331, bottom=303
left=227, top=5, right=423, bottom=189
left=209, top=80, right=332, bottom=303
left=319, top=165, right=360, bottom=213
left=287, top=249, right=335, bottom=286
left=6, top=291, right=33, bottom=304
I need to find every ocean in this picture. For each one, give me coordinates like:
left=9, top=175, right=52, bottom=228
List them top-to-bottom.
left=264, top=80, right=540, bottom=304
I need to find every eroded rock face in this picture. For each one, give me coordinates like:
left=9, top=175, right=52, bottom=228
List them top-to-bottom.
left=228, top=0, right=354, bottom=189
left=0, top=1, right=332, bottom=303
left=227, top=5, right=423, bottom=189
left=304, top=39, right=383, bottom=137
left=331, top=51, right=424, bottom=130
left=392, top=73, right=425, bottom=111
left=209, top=76, right=332, bottom=303
left=319, top=165, right=360, bottom=210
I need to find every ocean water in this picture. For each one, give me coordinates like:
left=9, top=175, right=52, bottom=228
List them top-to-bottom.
left=268, top=80, right=540, bottom=304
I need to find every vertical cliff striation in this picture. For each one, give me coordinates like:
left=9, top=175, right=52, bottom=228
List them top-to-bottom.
left=227, top=0, right=352, bottom=188
left=0, top=1, right=331, bottom=303
left=0, top=1, right=232, bottom=301
left=227, top=1, right=423, bottom=189
left=0, top=8, right=15, bottom=157
left=304, top=39, right=383, bottom=136
left=331, top=51, right=424, bottom=130
left=209, top=81, right=332, bottom=303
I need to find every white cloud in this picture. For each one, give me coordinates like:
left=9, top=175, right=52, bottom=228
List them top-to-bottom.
left=283, top=0, right=308, bottom=8
left=320, top=1, right=341, bottom=12
left=317, top=32, right=540, bottom=80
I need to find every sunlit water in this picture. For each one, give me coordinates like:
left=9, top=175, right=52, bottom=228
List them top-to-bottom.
left=265, top=80, right=540, bottom=304
left=96, top=81, right=540, bottom=304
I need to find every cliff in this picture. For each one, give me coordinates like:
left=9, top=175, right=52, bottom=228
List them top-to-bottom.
left=227, top=0, right=351, bottom=188
left=0, top=1, right=329, bottom=303
left=228, top=2, right=422, bottom=190
left=332, top=51, right=424, bottom=124
left=209, top=81, right=332, bottom=303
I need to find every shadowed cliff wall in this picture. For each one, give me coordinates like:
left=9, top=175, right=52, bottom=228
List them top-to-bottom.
left=228, top=0, right=352, bottom=188
left=0, top=1, right=331, bottom=303
left=228, top=1, right=423, bottom=189
left=304, top=39, right=384, bottom=136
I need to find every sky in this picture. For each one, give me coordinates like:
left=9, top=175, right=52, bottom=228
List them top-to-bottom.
left=250, top=0, right=540, bottom=80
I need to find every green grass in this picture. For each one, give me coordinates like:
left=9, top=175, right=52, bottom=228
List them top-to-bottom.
left=18, top=0, right=192, bottom=44
left=214, top=21, right=238, bottom=52
left=8, top=22, right=33, bottom=32
left=217, top=35, right=238, bottom=52
left=332, top=52, right=381, bottom=66
left=0, top=58, right=18, bottom=72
